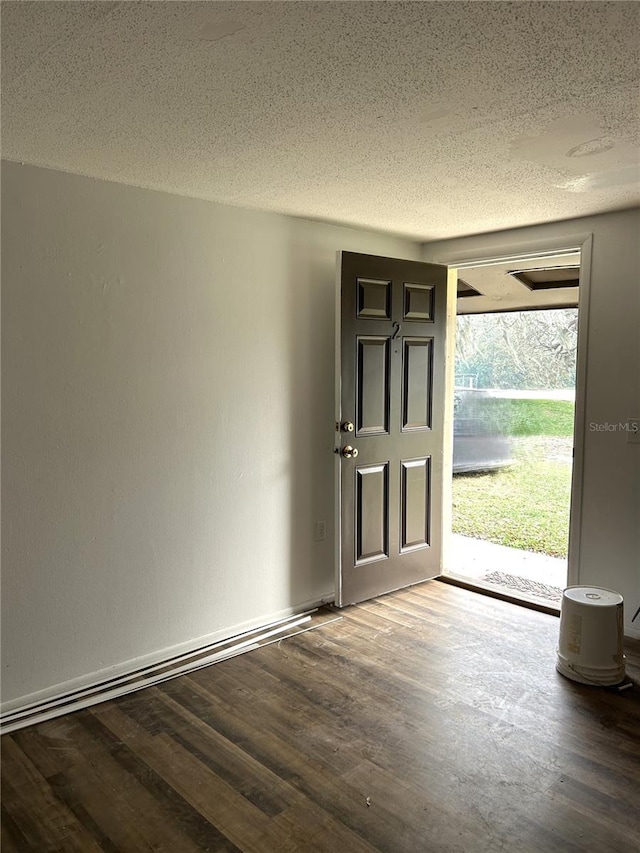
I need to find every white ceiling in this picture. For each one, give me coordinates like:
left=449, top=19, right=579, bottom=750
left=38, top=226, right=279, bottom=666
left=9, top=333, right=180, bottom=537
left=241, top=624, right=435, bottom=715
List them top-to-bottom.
left=2, top=1, right=639, bottom=239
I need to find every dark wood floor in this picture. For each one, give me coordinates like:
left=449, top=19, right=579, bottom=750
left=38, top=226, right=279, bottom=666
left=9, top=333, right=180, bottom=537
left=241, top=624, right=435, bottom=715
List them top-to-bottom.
left=2, top=581, right=640, bottom=852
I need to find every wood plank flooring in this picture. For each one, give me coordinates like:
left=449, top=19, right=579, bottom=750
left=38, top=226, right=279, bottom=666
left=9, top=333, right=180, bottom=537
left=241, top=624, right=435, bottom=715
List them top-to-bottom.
left=2, top=581, right=640, bottom=852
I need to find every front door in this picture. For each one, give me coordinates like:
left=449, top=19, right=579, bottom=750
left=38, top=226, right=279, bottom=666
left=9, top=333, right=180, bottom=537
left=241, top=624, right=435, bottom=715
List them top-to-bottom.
left=335, top=251, right=452, bottom=606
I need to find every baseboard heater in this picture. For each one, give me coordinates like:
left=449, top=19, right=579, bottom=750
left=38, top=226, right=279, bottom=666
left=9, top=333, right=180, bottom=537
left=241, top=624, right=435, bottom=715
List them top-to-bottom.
left=1, top=609, right=340, bottom=735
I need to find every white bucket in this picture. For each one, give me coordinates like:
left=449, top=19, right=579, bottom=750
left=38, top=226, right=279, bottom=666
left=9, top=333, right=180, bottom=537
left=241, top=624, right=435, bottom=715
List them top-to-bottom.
left=556, top=586, right=625, bottom=686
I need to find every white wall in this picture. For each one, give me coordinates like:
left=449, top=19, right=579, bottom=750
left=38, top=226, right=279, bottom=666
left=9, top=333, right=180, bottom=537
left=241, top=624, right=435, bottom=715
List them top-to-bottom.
left=1, top=161, right=421, bottom=707
left=4, top=163, right=638, bottom=711
left=422, top=209, right=640, bottom=637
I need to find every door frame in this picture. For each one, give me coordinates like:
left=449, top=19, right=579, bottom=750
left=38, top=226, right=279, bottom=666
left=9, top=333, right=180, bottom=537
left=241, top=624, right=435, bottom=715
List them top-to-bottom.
left=428, top=233, right=593, bottom=589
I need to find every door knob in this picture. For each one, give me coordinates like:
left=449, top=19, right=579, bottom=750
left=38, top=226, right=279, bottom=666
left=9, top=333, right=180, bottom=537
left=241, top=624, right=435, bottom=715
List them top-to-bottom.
left=341, top=421, right=354, bottom=433
left=341, top=445, right=359, bottom=458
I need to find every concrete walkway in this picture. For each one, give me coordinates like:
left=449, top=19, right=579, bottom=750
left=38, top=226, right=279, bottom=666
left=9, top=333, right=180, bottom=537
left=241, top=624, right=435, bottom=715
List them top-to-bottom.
left=448, top=534, right=567, bottom=590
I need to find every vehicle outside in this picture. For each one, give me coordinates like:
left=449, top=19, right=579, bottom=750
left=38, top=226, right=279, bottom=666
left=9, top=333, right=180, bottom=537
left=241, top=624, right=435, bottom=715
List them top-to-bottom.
left=453, top=388, right=513, bottom=474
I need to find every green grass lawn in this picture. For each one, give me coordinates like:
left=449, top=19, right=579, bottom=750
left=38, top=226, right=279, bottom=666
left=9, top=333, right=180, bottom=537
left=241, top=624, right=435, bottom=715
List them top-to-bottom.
left=468, top=397, right=575, bottom=437
left=452, top=398, right=575, bottom=558
left=503, top=398, right=575, bottom=437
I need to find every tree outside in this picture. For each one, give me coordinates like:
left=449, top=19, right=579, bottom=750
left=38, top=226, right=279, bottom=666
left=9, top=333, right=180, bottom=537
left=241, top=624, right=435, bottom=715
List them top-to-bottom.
left=453, top=308, right=577, bottom=561
left=455, top=308, right=578, bottom=391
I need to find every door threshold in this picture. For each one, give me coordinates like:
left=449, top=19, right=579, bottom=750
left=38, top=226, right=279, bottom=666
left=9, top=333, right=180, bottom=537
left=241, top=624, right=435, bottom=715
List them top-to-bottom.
left=437, top=573, right=561, bottom=616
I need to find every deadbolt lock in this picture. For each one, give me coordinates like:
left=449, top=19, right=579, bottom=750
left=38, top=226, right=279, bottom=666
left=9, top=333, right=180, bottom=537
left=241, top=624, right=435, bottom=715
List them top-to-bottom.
left=341, top=421, right=355, bottom=433
left=341, top=445, right=359, bottom=458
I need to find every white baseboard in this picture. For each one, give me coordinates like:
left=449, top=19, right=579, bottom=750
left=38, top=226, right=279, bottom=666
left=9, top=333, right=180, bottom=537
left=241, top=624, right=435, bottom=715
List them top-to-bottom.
left=1, top=594, right=333, bottom=732
left=625, top=625, right=640, bottom=641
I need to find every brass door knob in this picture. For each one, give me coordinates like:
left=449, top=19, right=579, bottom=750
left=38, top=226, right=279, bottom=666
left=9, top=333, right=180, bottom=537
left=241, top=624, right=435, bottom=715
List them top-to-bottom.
left=341, top=421, right=355, bottom=433
left=341, top=445, right=359, bottom=458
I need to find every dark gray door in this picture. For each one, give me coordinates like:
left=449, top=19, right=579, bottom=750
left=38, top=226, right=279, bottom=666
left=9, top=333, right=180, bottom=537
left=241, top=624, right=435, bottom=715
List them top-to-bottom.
left=335, top=251, right=451, bottom=606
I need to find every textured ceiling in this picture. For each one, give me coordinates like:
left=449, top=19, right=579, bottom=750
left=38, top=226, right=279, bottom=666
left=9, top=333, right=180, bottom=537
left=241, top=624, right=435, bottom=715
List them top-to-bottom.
left=2, top=1, right=639, bottom=239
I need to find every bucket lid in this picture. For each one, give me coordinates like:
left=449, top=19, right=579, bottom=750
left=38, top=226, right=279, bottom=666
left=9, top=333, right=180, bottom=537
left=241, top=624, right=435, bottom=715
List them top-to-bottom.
left=563, top=586, right=623, bottom=606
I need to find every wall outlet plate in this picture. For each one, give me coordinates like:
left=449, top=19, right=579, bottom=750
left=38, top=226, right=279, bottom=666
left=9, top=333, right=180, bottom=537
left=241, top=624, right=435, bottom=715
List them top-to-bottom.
left=315, top=521, right=327, bottom=541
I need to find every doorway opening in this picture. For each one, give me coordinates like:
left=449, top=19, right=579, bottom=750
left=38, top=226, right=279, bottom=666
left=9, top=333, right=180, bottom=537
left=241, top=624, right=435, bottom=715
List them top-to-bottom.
left=446, top=252, right=581, bottom=610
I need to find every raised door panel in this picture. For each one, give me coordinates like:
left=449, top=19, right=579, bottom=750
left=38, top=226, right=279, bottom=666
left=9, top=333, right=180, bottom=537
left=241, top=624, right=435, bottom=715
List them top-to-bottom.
left=357, top=278, right=392, bottom=319
left=403, top=283, right=435, bottom=321
left=356, top=336, right=390, bottom=436
left=402, top=338, right=433, bottom=431
left=401, top=457, right=431, bottom=552
left=355, top=463, right=389, bottom=565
